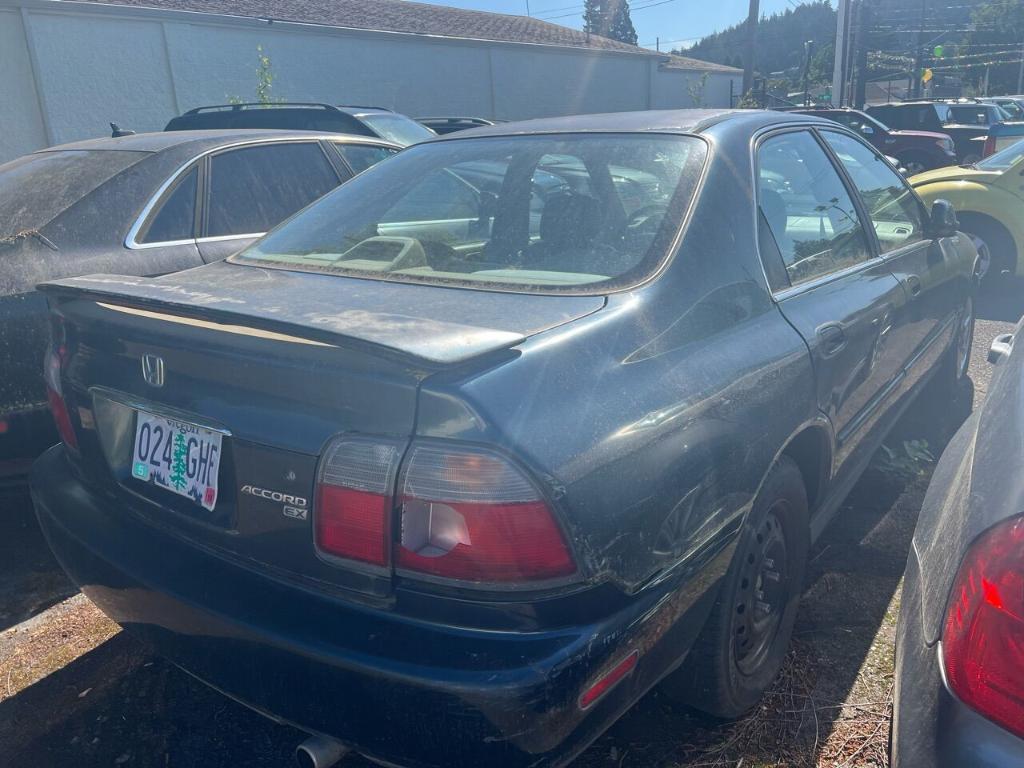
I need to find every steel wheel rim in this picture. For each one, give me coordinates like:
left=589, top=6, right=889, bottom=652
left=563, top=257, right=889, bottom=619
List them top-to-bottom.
left=904, top=159, right=926, bottom=175
left=970, top=235, right=992, bottom=281
left=734, top=505, right=790, bottom=676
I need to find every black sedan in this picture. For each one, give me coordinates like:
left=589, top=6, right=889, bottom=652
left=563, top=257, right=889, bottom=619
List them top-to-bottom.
left=31, top=109, right=977, bottom=768
left=0, top=129, right=397, bottom=481
left=891, top=322, right=1024, bottom=766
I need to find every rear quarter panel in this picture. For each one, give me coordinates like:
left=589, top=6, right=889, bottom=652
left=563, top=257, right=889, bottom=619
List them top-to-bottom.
left=416, top=141, right=818, bottom=593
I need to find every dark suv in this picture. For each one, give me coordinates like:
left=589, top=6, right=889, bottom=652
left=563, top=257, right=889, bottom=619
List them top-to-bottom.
left=866, top=101, right=1021, bottom=164
left=165, top=103, right=436, bottom=146
left=793, top=108, right=956, bottom=174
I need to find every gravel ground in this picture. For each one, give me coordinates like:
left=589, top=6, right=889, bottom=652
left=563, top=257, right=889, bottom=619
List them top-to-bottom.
left=0, top=284, right=1020, bottom=768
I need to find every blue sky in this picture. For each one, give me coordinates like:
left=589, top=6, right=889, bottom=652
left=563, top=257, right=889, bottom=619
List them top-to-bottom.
left=422, top=0, right=805, bottom=52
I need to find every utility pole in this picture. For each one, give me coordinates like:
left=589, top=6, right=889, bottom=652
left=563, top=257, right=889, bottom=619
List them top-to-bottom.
left=742, top=0, right=759, bottom=97
left=832, top=0, right=849, bottom=107
left=853, top=0, right=871, bottom=108
left=911, top=0, right=928, bottom=98
left=1017, top=39, right=1024, bottom=93
left=802, top=41, right=815, bottom=106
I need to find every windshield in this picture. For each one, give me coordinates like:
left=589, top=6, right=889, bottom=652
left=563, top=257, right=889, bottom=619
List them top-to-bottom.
left=356, top=113, right=437, bottom=146
left=233, top=134, right=706, bottom=292
left=976, top=138, right=1024, bottom=170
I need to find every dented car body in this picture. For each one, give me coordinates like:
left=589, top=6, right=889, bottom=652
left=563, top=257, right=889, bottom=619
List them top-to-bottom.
left=31, top=110, right=978, bottom=767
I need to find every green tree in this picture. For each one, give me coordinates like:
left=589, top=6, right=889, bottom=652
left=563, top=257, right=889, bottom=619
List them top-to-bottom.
left=583, top=0, right=637, bottom=46
left=970, top=0, right=1024, bottom=93
left=226, top=44, right=280, bottom=105
left=169, top=432, right=188, bottom=492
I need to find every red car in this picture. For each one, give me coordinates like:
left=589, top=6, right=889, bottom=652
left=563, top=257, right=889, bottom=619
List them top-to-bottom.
left=794, top=108, right=957, bottom=174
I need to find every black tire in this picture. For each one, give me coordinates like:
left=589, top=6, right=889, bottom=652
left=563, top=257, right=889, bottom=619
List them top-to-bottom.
left=956, top=212, right=1016, bottom=291
left=661, top=456, right=810, bottom=718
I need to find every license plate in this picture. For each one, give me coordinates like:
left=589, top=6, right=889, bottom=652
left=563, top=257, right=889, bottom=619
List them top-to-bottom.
left=131, top=411, right=222, bottom=511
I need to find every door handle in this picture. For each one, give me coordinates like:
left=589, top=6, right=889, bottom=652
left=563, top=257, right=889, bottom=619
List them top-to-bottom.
left=905, top=275, right=922, bottom=296
left=817, top=323, right=847, bottom=357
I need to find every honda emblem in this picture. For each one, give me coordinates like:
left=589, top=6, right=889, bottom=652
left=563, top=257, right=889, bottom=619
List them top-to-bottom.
left=141, top=354, right=165, bottom=388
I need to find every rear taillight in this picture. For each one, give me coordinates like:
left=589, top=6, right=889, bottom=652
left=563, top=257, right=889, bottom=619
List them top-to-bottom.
left=982, top=135, right=997, bottom=157
left=44, top=343, right=77, bottom=450
left=314, top=437, right=402, bottom=570
left=396, top=444, right=575, bottom=585
left=942, top=514, right=1024, bottom=740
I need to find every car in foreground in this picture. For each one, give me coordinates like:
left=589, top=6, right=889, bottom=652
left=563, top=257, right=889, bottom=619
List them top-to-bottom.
left=866, top=101, right=1020, bottom=164
left=165, top=103, right=436, bottom=146
left=791, top=107, right=956, bottom=174
left=31, top=109, right=978, bottom=768
left=416, top=116, right=505, bottom=134
left=0, top=129, right=397, bottom=481
left=909, top=140, right=1024, bottom=287
left=890, top=320, right=1024, bottom=767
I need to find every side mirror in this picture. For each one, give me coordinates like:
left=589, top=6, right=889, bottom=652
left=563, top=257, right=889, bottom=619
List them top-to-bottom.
left=860, top=124, right=875, bottom=136
left=929, top=199, right=959, bottom=237
left=989, top=333, right=1014, bottom=364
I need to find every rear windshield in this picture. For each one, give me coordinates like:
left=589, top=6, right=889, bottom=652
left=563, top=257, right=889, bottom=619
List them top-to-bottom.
left=354, top=113, right=437, bottom=146
left=232, top=133, right=706, bottom=293
left=0, top=150, right=147, bottom=235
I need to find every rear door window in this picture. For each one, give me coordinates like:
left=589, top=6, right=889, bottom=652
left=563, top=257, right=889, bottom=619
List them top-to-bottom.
left=757, top=130, right=873, bottom=287
left=820, top=131, right=927, bottom=254
left=206, top=143, right=340, bottom=238
left=138, top=166, right=198, bottom=244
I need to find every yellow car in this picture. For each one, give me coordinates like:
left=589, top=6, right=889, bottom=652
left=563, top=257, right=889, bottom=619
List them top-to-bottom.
left=910, top=141, right=1024, bottom=286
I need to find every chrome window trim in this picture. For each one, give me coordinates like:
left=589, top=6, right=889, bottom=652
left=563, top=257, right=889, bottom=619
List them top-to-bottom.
left=126, top=135, right=400, bottom=250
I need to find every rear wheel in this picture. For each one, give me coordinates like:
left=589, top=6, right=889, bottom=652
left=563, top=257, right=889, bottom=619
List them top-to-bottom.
left=661, top=456, right=809, bottom=718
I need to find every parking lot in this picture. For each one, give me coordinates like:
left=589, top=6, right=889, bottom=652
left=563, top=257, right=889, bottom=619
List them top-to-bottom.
left=0, top=285, right=1017, bottom=768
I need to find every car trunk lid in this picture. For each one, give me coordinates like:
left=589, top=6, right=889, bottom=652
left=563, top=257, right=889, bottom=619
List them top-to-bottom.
left=40, top=261, right=603, bottom=598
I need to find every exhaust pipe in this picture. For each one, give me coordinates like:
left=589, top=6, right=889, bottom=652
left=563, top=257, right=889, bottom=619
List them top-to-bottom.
left=295, top=735, right=350, bottom=768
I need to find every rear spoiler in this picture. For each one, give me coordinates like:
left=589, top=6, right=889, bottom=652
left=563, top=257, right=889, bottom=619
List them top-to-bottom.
left=39, top=274, right=525, bottom=367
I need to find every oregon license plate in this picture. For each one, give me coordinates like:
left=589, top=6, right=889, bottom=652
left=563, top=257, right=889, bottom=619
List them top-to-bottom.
left=131, top=411, right=222, bottom=511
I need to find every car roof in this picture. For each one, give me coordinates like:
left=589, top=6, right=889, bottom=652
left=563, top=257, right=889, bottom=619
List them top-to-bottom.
left=430, top=109, right=823, bottom=140
left=34, top=129, right=399, bottom=155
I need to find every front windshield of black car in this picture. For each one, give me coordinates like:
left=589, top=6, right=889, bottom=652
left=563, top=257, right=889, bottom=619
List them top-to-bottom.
left=355, top=113, right=437, bottom=145
left=233, top=134, right=706, bottom=293
left=976, top=138, right=1024, bottom=170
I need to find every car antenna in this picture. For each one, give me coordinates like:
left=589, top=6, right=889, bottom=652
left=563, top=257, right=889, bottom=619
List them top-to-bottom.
left=110, top=122, right=135, bottom=138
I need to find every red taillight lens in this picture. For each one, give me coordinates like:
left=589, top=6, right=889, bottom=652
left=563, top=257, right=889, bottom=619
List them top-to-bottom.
left=983, top=135, right=997, bottom=157
left=44, top=344, right=77, bottom=450
left=314, top=438, right=401, bottom=569
left=396, top=444, right=575, bottom=584
left=942, top=514, right=1024, bottom=739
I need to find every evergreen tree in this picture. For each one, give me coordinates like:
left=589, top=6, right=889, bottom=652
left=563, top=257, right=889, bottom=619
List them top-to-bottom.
left=583, top=0, right=637, bottom=46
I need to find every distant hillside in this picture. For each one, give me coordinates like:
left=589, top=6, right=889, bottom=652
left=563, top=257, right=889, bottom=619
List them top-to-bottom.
left=680, top=0, right=1008, bottom=94
left=680, top=1, right=836, bottom=84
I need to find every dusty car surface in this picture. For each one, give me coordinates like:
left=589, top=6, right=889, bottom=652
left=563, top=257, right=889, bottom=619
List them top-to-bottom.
left=31, top=109, right=978, bottom=768
left=0, top=129, right=397, bottom=481
left=910, top=140, right=1024, bottom=287
left=890, top=320, right=1024, bottom=767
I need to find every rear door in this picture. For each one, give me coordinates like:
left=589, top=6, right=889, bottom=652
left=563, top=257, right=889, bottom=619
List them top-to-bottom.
left=757, top=129, right=907, bottom=478
left=819, top=129, right=952, bottom=391
left=197, top=141, right=347, bottom=262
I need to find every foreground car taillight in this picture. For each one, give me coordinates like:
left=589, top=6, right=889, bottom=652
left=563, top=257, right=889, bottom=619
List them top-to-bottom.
left=982, top=135, right=997, bottom=158
left=44, top=342, right=77, bottom=450
left=314, top=437, right=402, bottom=570
left=396, top=443, right=576, bottom=585
left=942, top=514, right=1024, bottom=740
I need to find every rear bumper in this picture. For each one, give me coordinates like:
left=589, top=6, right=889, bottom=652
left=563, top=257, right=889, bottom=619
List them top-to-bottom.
left=31, top=445, right=719, bottom=768
left=891, top=547, right=1024, bottom=767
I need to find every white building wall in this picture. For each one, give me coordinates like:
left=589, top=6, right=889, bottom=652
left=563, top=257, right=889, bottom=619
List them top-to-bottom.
left=0, top=1, right=741, bottom=164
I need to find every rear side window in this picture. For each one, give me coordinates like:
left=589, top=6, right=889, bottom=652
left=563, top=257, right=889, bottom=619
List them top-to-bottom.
left=949, top=106, right=994, bottom=126
left=757, top=131, right=872, bottom=287
left=821, top=131, right=927, bottom=254
left=206, top=143, right=339, bottom=238
left=333, top=144, right=397, bottom=174
left=139, top=166, right=197, bottom=244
